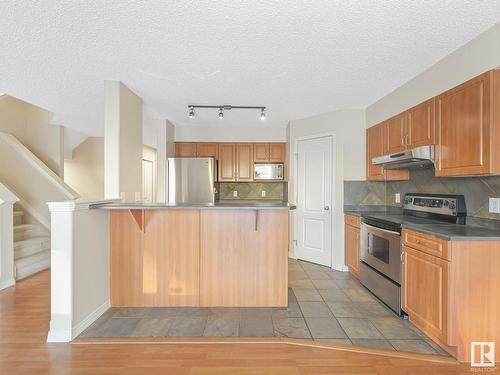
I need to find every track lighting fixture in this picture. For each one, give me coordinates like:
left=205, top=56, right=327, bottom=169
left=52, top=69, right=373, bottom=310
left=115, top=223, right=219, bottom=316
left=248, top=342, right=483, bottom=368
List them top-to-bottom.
left=187, top=105, right=266, bottom=120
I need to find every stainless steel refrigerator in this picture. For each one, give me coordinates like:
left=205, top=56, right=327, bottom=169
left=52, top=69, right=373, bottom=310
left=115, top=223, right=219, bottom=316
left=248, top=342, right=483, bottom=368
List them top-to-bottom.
left=167, top=157, right=215, bottom=204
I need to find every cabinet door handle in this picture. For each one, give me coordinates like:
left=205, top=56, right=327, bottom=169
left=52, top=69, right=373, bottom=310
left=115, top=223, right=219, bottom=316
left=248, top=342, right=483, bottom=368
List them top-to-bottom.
left=254, top=210, right=259, bottom=231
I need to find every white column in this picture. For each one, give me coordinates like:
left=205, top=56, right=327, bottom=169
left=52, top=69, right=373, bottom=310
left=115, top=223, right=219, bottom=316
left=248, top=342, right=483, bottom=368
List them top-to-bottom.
left=104, top=81, right=143, bottom=201
left=156, top=119, right=175, bottom=203
left=0, top=183, right=19, bottom=290
left=47, top=199, right=113, bottom=342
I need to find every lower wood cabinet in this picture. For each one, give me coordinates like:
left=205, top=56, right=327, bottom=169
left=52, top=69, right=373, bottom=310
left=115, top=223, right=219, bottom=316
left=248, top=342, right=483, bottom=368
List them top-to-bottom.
left=110, top=209, right=200, bottom=307
left=110, top=209, right=289, bottom=308
left=200, top=209, right=288, bottom=306
left=344, top=214, right=360, bottom=279
left=402, top=229, right=500, bottom=362
left=402, top=245, right=448, bottom=342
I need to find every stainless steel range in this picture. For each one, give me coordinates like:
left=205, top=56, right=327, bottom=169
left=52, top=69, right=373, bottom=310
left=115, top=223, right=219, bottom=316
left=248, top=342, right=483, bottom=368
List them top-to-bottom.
left=359, top=193, right=466, bottom=315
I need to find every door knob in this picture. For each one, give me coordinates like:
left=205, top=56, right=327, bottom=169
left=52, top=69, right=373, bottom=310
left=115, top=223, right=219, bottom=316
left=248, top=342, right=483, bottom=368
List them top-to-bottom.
left=324, top=206, right=330, bottom=211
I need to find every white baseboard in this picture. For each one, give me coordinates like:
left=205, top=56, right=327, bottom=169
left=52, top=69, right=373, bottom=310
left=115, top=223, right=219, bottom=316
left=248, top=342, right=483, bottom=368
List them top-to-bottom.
left=333, top=264, right=349, bottom=272
left=0, top=278, right=15, bottom=290
left=72, top=300, right=111, bottom=339
left=47, top=329, right=72, bottom=343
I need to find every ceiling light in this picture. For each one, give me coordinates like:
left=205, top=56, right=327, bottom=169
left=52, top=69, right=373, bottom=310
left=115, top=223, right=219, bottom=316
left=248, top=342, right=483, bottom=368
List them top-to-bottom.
left=187, top=104, right=266, bottom=120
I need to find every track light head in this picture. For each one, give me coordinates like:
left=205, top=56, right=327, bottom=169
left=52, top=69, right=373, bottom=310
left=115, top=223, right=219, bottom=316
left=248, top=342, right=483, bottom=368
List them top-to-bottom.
left=188, top=107, right=195, bottom=118
left=218, top=108, right=224, bottom=119
left=260, top=108, right=266, bottom=121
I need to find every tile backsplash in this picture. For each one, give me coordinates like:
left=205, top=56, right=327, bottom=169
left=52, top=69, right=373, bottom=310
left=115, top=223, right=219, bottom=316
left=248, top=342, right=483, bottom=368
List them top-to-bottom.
left=345, top=168, right=500, bottom=222
left=218, top=182, right=287, bottom=201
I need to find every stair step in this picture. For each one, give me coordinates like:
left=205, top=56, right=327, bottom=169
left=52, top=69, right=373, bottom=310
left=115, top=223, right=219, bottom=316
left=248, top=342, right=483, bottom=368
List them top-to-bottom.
left=13, top=211, right=24, bottom=226
left=14, top=224, right=45, bottom=241
left=14, top=236, right=50, bottom=260
left=15, top=250, right=50, bottom=280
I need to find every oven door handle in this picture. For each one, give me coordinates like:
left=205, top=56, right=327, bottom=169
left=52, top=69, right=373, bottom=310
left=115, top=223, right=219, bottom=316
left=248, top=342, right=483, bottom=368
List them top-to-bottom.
left=362, top=223, right=401, bottom=236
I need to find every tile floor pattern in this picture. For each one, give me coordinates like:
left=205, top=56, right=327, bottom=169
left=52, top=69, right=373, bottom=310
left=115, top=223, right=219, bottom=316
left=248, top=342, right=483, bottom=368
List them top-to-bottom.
left=80, top=259, right=448, bottom=356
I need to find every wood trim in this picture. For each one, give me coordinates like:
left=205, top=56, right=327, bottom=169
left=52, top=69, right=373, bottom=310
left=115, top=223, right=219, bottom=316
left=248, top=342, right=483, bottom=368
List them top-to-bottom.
left=403, top=229, right=450, bottom=260
left=72, top=336, right=459, bottom=365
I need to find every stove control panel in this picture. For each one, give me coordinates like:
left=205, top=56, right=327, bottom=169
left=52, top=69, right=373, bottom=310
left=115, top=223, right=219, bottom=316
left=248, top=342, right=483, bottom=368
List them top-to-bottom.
left=403, top=194, right=464, bottom=217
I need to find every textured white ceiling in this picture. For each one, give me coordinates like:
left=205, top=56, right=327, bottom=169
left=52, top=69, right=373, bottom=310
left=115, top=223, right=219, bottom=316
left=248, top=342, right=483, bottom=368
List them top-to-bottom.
left=1, top=1, right=500, bottom=136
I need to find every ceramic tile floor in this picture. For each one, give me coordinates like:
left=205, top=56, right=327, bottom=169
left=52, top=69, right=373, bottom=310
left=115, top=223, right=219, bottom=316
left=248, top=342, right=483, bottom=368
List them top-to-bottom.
left=79, top=259, right=448, bottom=356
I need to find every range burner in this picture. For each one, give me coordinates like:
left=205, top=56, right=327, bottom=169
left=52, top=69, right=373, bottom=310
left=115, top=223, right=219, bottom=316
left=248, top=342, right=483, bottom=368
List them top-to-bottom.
left=359, top=193, right=466, bottom=315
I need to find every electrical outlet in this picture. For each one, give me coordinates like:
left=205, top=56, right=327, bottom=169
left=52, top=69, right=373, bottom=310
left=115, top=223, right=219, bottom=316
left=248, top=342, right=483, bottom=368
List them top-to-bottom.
left=233, top=190, right=238, bottom=197
left=261, top=190, right=266, bottom=197
left=120, top=192, right=125, bottom=201
left=135, top=192, right=142, bottom=202
left=395, top=193, right=401, bottom=204
left=489, top=197, right=500, bottom=213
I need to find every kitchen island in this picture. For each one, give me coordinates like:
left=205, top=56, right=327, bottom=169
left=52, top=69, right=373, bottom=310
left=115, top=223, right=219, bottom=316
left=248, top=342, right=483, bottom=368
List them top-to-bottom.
left=92, top=201, right=295, bottom=308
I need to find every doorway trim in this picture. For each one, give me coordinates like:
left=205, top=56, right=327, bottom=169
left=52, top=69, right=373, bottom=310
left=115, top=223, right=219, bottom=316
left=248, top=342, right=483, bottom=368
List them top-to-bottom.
left=293, top=132, right=336, bottom=269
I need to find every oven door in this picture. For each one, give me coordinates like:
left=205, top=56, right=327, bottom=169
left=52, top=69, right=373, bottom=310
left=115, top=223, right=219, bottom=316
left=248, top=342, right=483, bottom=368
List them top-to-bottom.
left=360, top=223, right=402, bottom=284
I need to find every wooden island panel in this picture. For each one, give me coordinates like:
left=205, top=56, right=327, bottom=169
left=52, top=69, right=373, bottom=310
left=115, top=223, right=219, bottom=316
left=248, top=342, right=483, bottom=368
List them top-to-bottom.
left=110, top=209, right=200, bottom=307
left=200, top=209, right=288, bottom=307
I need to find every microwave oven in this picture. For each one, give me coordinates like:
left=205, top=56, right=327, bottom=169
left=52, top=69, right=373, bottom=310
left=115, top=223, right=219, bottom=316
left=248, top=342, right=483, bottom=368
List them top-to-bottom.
left=254, top=163, right=284, bottom=180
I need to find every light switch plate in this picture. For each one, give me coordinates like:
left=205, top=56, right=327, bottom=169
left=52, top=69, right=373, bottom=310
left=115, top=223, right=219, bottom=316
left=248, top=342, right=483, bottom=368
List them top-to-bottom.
left=233, top=190, right=238, bottom=197
left=261, top=190, right=266, bottom=197
left=395, top=193, right=401, bottom=204
left=489, top=197, right=500, bottom=213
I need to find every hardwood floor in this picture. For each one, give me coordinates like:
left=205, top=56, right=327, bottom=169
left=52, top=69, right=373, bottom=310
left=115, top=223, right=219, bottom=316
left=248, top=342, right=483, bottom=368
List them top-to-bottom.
left=0, top=270, right=474, bottom=374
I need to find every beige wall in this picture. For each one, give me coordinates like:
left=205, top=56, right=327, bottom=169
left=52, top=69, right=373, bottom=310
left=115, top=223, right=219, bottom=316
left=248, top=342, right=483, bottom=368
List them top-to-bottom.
left=366, top=22, right=500, bottom=127
left=104, top=81, right=143, bottom=201
left=0, top=95, right=64, bottom=176
left=287, top=109, right=366, bottom=269
left=175, top=125, right=286, bottom=142
left=64, top=137, right=104, bottom=199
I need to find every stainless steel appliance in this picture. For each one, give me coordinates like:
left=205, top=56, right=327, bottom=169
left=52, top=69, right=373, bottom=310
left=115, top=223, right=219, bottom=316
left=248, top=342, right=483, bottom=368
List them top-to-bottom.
left=372, top=145, right=435, bottom=170
left=167, top=157, right=215, bottom=204
left=254, top=163, right=284, bottom=180
left=360, top=193, right=466, bottom=315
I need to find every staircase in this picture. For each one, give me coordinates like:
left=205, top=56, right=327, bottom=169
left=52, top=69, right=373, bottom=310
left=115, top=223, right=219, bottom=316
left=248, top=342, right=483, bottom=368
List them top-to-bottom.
left=13, top=205, right=50, bottom=280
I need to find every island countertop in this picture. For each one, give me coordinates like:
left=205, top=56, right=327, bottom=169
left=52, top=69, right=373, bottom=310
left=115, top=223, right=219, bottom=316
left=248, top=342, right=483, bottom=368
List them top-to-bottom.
left=91, top=200, right=296, bottom=210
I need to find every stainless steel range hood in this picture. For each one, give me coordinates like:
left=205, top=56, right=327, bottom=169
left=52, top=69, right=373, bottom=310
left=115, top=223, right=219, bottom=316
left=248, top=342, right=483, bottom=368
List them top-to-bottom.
left=372, top=145, right=435, bottom=170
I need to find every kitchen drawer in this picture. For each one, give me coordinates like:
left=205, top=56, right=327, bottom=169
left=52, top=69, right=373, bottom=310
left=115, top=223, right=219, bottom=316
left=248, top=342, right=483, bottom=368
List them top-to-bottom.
left=344, top=214, right=360, bottom=228
left=403, top=229, right=450, bottom=260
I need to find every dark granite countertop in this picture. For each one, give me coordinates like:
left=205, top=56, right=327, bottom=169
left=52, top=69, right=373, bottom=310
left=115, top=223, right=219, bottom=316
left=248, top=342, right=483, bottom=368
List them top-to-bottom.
left=91, top=200, right=296, bottom=210
left=344, top=206, right=500, bottom=241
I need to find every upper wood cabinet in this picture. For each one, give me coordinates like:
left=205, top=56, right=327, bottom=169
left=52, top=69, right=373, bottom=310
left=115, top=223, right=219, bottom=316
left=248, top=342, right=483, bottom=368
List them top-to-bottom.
left=435, top=71, right=500, bottom=176
left=407, top=98, right=435, bottom=148
left=386, top=114, right=406, bottom=154
left=366, top=124, right=386, bottom=180
left=366, top=124, right=410, bottom=181
left=175, top=142, right=197, bottom=157
left=196, top=143, right=218, bottom=159
left=218, top=143, right=236, bottom=181
left=236, top=143, right=254, bottom=181
left=253, top=143, right=286, bottom=163
left=254, top=143, right=269, bottom=162
left=269, top=143, right=286, bottom=162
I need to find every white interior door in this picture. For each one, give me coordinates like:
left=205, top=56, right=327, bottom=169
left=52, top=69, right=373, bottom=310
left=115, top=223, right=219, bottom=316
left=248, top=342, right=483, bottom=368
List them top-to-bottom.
left=296, top=136, right=333, bottom=267
left=142, top=159, right=154, bottom=203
